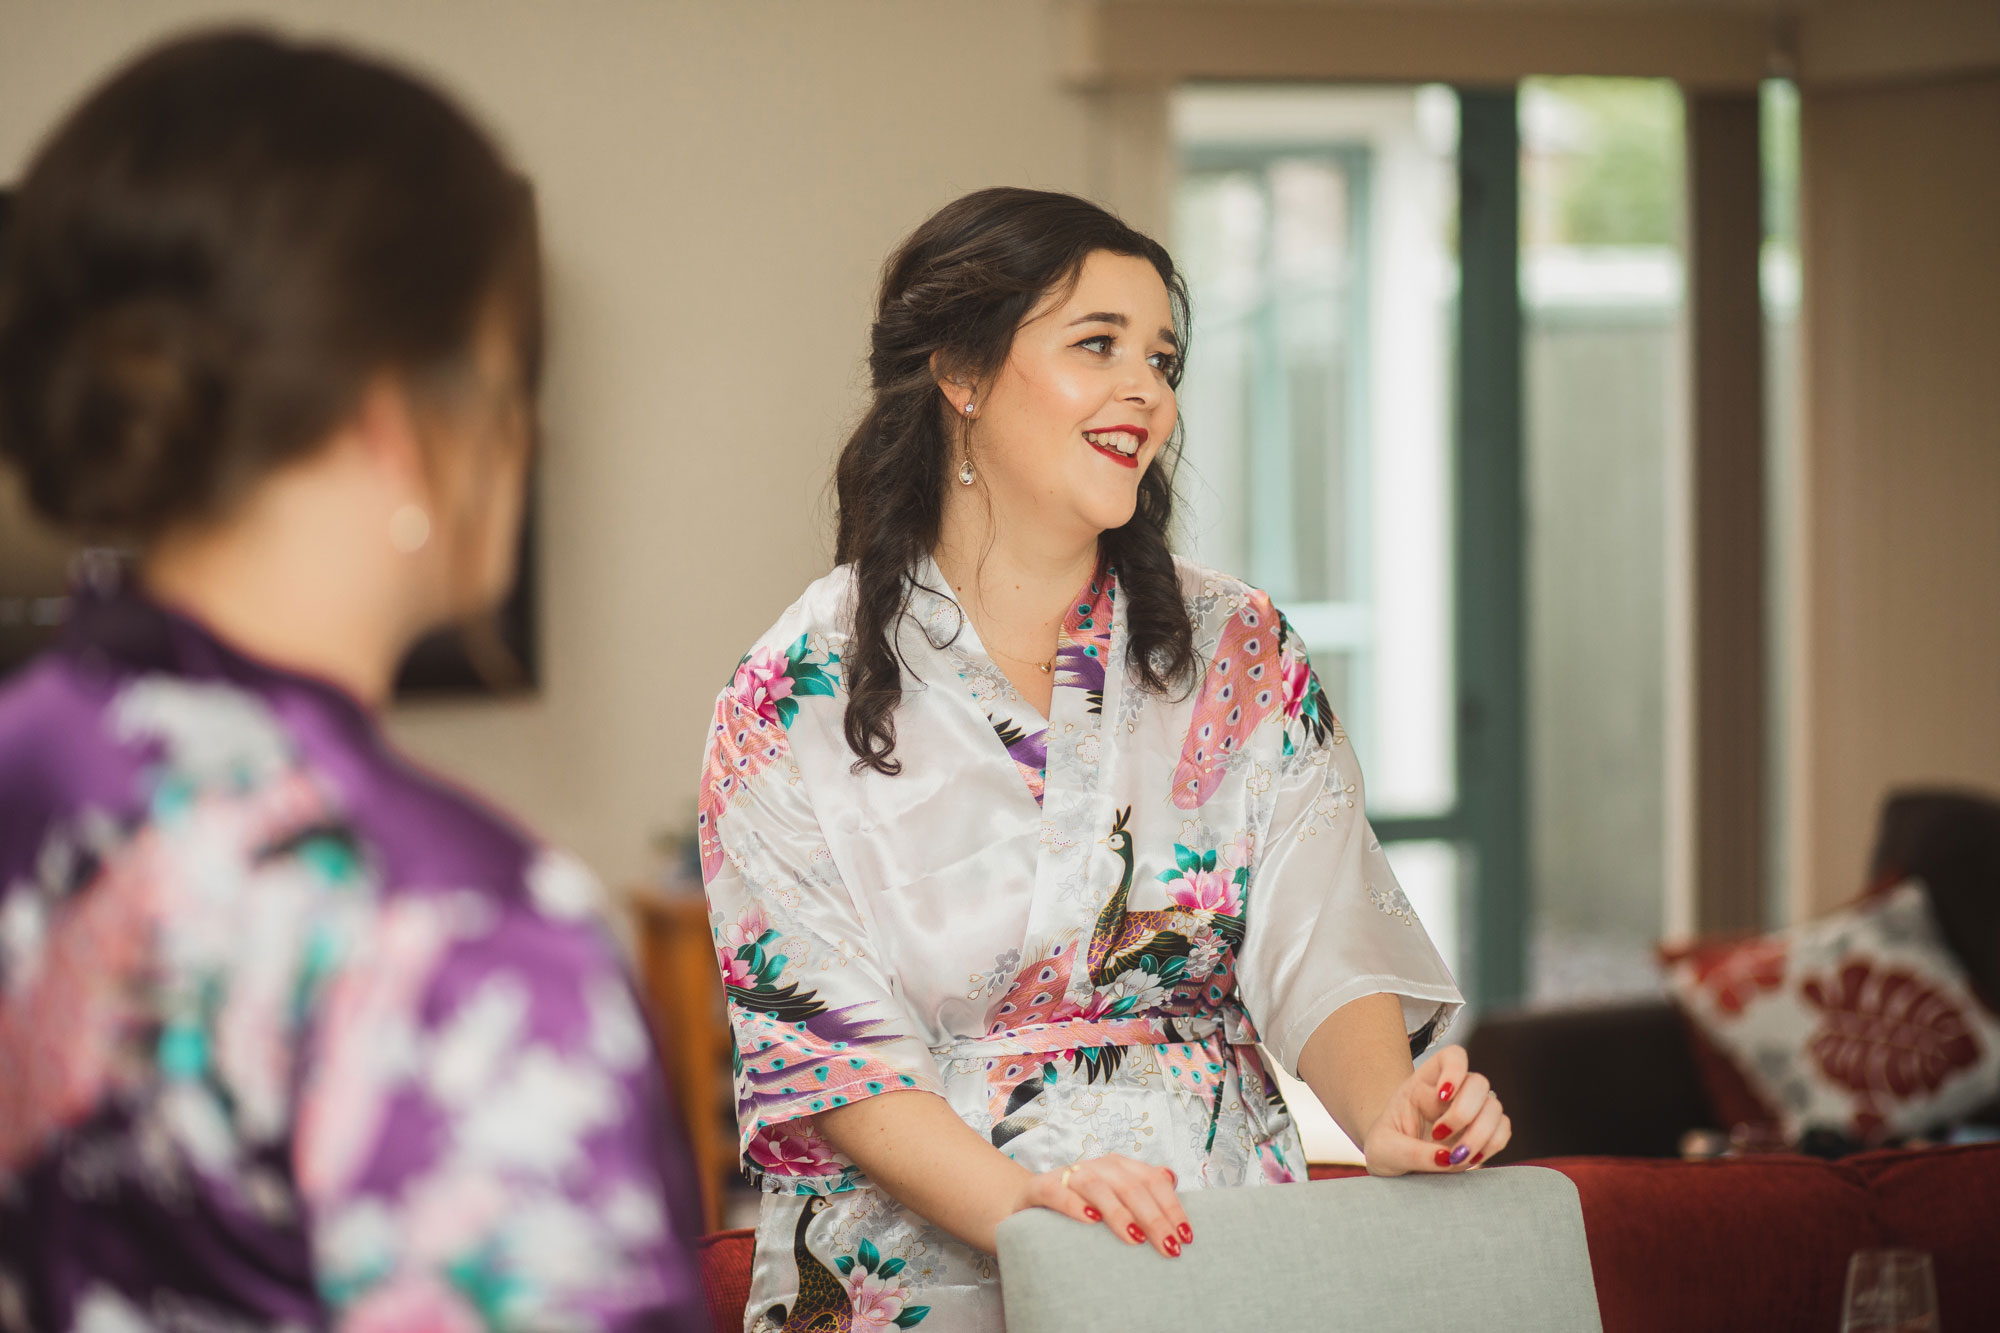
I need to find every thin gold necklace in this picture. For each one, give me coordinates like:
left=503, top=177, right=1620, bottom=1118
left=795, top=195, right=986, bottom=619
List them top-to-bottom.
left=937, top=569, right=1059, bottom=674
left=988, top=642, right=1055, bottom=674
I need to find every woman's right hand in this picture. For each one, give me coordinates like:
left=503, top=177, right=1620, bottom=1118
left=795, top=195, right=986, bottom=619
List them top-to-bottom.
left=1017, top=1154, right=1192, bottom=1258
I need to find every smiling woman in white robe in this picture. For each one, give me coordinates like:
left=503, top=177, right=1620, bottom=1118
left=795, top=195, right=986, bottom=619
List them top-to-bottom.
left=698, top=188, right=1505, bottom=1333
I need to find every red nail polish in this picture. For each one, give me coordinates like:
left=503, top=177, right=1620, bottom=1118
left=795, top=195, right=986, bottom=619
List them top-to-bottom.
left=1438, top=1082, right=1455, bottom=1102
left=1432, top=1122, right=1453, bottom=1141
left=1434, top=1148, right=1452, bottom=1168
left=1471, top=1153, right=1485, bottom=1166
left=1165, top=1167, right=1177, bottom=1186
left=1084, top=1206, right=1102, bottom=1222
left=1177, top=1222, right=1193, bottom=1243
left=1127, top=1224, right=1145, bottom=1243
left=1164, top=1235, right=1182, bottom=1257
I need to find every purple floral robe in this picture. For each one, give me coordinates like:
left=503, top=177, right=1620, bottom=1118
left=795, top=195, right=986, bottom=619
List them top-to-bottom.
left=0, top=582, right=710, bottom=1331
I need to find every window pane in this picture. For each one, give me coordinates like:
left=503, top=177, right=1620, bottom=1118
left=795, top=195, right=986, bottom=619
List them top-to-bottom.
left=1520, top=77, right=1683, bottom=1004
left=1762, top=78, right=1800, bottom=926
left=1173, top=85, right=1458, bottom=821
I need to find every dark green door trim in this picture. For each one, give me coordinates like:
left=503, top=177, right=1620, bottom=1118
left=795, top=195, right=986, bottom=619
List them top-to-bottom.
left=1450, top=88, right=1529, bottom=1012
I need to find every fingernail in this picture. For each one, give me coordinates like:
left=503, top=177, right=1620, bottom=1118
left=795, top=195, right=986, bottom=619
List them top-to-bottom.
left=1438, top=1082, right=1455, bottom=1102
left=1431, top=1122, right=1453, bottom=1141
left=1449, top=1144, right=1470, bottom=1165
left=1434, top=1148, right=1452, bottom=1168
left=1471, top=1153, right=1486, bottom=1166
left=1165, top=1167, right=1177, bottom=1186
left=1085, top=1206, right=1102, bottom=1222
left=1177, top=1222, right=1193, bottom=1243
left=1127, top=1224, right=1145, bottom=1243
left=1164, top=1235, right=1181, bottom=1257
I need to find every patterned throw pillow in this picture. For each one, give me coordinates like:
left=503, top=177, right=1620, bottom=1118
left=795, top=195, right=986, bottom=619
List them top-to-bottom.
left=1666, top=881, right=2000, bottom=1146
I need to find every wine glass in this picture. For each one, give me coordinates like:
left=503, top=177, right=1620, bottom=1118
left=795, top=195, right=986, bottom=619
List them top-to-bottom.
left=1839, top=1250, right=1938, bottom=1333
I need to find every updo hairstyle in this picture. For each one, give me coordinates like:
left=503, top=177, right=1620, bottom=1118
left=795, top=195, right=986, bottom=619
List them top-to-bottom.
left=0, top=28, right=541, bottom=539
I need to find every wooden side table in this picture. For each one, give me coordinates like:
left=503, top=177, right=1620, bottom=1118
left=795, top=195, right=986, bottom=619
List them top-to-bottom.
left=629, top=887, right=738, bottom=1233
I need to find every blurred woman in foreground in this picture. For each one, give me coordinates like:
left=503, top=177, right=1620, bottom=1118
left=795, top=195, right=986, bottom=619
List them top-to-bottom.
left=0, top=30, right=708, bottom=1331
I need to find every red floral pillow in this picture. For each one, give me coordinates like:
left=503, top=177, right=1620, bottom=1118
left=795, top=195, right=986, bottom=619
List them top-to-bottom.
left=1665, top=881, right=2000, bottom=1146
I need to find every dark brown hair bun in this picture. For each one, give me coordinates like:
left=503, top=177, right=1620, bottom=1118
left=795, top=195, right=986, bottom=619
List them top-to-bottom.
left=0, top=27, right=541, bottom=537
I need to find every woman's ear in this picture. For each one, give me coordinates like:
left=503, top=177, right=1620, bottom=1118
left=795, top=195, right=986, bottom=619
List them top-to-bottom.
left=927, top=350, right=977, bottom=417
left=349, top=371, right=433, bottom=509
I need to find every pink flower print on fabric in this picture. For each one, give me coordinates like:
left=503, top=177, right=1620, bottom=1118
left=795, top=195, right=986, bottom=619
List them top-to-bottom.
left=730, top=647, right=796, bottom=727
left=1279, top=647, right=1313, bottom=723
left=0, top=830, right=164, bottom=1170
left=1221, top=832, right=1255, bottom=873
left=1166, top=868, right=1243, bottom=918
left=294, top=898, right=456, bottom=1202
left=723, top=903, right=771, bottom=951
left=717, top=946, right=757, bottom=990
left=745, top=1122, right=842, bottom=1177
left=400, top=1170, right=512, bottom=1268
left=846, top=1269, right=911, bottom=1332
left=342, top=1274, right=485, bottom=1333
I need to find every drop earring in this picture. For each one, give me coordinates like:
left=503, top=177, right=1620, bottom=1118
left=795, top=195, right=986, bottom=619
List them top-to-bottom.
left=963, top=400, right=977, bottom=416
left=958, top=459, right=976, bottom=486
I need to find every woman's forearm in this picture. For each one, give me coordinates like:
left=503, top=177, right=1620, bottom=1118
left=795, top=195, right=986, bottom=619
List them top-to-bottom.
left=1295, top=991, right=1417, bottom=1146
left=812, top=1090, right=1035, bottom=1254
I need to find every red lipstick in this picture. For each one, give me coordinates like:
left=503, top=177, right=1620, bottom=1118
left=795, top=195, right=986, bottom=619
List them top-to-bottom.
left=1085, top=425, right=1147, bottom=469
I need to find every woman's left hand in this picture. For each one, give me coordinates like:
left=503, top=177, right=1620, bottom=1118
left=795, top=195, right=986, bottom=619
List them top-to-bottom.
left=1360, top=1044, right=1512, bottom=1177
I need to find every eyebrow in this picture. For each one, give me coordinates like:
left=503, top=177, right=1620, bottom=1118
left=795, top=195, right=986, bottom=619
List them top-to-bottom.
left=1068, top=311, right=1181, bottom=351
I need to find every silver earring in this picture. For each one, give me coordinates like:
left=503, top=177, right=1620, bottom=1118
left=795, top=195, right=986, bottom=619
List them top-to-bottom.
left=963, top=400, right=977, bottom=416
left=958, top=459, right=976, bottom=486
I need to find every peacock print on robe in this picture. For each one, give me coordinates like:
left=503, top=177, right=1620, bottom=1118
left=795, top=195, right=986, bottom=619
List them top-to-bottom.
left=701, top=556, right=1461, bottom=1332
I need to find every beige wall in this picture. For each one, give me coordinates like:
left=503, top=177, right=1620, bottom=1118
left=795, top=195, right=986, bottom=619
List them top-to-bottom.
left=0, top=0, right=1104, bottom=888
left=1787, top=69, right=2000, bottom=915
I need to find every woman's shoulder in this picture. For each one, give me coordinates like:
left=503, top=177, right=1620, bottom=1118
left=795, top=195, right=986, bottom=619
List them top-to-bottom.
left=1167, top=556, right=1278, bottom=638
left=730, top=564, right=857, bottom=664
left=0, top=651, right=598, bottom=949
left=234, top=688, right=615, bottom=934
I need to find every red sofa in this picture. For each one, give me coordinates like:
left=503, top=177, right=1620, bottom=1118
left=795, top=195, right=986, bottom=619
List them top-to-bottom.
left=696, top=1143, right=2000, bottom=1332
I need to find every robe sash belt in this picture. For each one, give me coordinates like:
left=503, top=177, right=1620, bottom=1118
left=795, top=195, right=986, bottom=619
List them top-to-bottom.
left=932, top=1000, right=1259, bottom=1065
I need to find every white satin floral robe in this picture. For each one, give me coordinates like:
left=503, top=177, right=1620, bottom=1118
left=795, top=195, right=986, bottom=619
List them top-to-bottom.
left=697, top=557, right=1461, bottom=1333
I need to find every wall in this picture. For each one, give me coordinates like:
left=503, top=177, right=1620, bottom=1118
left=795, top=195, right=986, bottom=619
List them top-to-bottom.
left=0, top=0, right=1097, bottom=888
left=1788, top=69, right=2000, bottom=914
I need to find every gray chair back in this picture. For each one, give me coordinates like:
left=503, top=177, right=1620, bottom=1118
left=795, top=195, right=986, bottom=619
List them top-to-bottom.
left=996, top=1166, right=1602, bottom=1333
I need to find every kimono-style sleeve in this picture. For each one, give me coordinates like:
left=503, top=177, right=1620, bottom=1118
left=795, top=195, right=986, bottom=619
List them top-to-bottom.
left=1235, top=644, right=1464, bottom=1079
left=697, top=655, right=949, bottom=1191
left=295, top=846, right=710, bottom=1333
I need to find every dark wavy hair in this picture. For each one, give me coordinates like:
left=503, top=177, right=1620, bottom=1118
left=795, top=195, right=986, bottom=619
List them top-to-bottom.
left=0, top=28, right=540, bottom=539
left=833, top=187, right=1196, bottom=775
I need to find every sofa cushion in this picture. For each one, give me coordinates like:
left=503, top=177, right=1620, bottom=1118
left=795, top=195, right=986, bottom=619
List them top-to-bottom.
left=1868, top=790, right=2000, bottom=1012
left=1666, top=881, right=2000, bottom=1146
left=1462, top=998, right=1714, bottom=1159
left=1847, top=1142, right=2000, bottom=1331
left=1537, top=1154, right=1885, bottom=1333
left=996, top=1167, right=1601, bottom=1333
left=699, top=1227, right=754, bottom=1332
